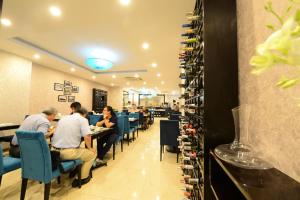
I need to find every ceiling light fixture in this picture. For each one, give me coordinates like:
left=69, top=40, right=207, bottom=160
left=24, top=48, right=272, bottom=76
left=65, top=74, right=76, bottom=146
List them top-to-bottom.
left=120, top=0, right=131, bottom=6
left=49, top=6, right=62, bottom=17
left=0, top=18, right=12, bottom=26
left=142, top=42, right=149, bottom=50
left=33, top=54, right=40, bottom=59
left=86, top=58, right=113, bottom=70
left=151, top=63, right=157, bottom=68
left=70, top=68, right=76, bottom=72
left=157, top=73, right=161, bottom=77
left=112, top=74, right=116, bottom=79
left=134, top=74, right=139, bottom=78
left=92, top=75, right=96, bottom=79
left=143, top=81, right=147, bottom=85
left=161, top=81, right=165, bottom=85
left=126, top=82, right=130, bottom=86
left=111, top=83, right=115, bottom=86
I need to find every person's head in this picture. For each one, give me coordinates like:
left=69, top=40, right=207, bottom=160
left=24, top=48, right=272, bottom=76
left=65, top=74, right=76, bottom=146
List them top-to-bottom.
left=173, top=100, right=176, bottom=103
left=128, top=101, right=131, bottom=105
left=70, top=102, right=81, bottom=113
left=103, top=106, right=115, bottom=117
left=42, top=107, right=58, bottom=122
left=75, top=107, right=88, bottom=117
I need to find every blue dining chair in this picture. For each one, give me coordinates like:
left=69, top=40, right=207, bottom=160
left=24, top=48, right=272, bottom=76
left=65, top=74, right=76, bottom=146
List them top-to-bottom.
left=129, top=113, right=139, bottom=137
left=89, top=115, right=101, bottom=126
left=112, top=115, right=125, bottom=160
left=123, top=115, right=135, bottom=145
left=160, top=120, right=180, bottom=163
left=16, top=130, right=83, bottom=200
left=0, top=145, right=21, bottom=186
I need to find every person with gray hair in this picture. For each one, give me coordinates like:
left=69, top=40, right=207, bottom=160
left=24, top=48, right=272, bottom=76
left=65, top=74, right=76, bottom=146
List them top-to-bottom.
left=10, top=107, right=58, bottom=158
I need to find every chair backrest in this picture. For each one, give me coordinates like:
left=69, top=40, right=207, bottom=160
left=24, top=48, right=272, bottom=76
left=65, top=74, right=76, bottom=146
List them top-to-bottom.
left=129, top=112, right=139, bottom=126
left=170, top=114, right=181, bottom=121
left=89, top=115, right=101, bottom=126
left=117, top=115, right=125, bottom=137
left=123, top=115, right=130, bottom=133
left=160, top=120, right=180, bottom=146
left=16, top=130, right=53, bottom=183
left=0, top=145, right=3, bottom=175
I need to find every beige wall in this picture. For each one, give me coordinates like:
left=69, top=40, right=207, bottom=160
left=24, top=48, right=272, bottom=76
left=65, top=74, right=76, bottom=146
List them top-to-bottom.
left=237, top=0, right=300, bottom=182
left=0, top=51, right=32, bottom=123
left=30, top=64, right=108, bottom=115
left=107, top=86, right=123, bottom=111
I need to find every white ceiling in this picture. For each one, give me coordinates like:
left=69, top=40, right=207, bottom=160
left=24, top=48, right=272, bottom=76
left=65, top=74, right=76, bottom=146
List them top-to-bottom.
left=0, top=0, right=195, bottom=93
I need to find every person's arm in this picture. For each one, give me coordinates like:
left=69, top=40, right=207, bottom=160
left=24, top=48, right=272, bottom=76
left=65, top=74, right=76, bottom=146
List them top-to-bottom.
left=96, top=116, right=105, bottom=127
left=81, top=119, right=96, bottom=153
left=103, top=119, right=115, bottom=128
left=37, top=122, right=53, bottom=138
left=83, top=135, right=95, bottom=153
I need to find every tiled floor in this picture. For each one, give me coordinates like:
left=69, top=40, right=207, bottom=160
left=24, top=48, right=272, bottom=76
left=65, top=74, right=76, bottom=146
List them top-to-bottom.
left=0, top=118, right=182, bottom=200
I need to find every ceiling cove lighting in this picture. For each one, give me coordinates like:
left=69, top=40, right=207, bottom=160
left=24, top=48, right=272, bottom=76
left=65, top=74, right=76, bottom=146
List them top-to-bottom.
left=120, top=0, right=131, bottom=6
left=49, top=6, right=62, bottom=17
left=0, top=18, right=12, bottom=26
left=142, top=42, right=149, bottom=50
left=86, top=58, right=113, bottom=70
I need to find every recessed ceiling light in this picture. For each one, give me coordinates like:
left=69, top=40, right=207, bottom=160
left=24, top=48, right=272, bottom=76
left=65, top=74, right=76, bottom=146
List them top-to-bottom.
left=120, top=0, right=131, bottom=6
left=49, top=6, right=62, bottom=17
left=0, top=18, right=12, bottom=26
left=142, top=42, right=149, bottom=50
left=33, top=54, right=40, bottom=59
left=151, top=63, right=157, bottom=68
left=70, top=68, right=76, bottom=72
left=157, top=73, right=161, bottom=77
left=112, top=74, right=116, bottom=79
left=134, top=74, right=139, bottom=78
left=92, top=75, right=96, bottom=79
left=143, top=81, right=147, bottom=85
left=161, top=81, right=165, bottom=85
left=126, top=82, right=130, bottom=86
left=111, top=83, right=115, bottom=86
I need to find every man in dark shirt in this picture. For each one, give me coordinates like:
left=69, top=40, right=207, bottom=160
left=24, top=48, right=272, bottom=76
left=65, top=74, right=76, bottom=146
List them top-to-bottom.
left=95, top=106, right=118, bottom=165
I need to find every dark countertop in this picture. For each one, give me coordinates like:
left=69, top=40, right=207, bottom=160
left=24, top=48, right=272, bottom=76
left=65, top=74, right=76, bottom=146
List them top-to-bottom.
left=210, top=151, right=300, bottom=200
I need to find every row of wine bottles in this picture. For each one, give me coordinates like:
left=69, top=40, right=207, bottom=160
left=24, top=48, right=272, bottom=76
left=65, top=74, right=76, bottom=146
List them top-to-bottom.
left=178, top=0, right=205, bottom=199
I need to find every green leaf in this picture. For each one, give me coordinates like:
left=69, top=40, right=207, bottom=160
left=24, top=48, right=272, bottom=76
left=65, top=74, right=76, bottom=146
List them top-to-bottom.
left=266, top=24, right=276, bottom=31
left=276, top=77, right=300, bottom=88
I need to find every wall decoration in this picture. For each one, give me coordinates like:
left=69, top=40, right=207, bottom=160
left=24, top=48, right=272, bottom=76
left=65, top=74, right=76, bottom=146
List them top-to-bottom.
left=64, top=80, right=72, bottom=87
left=54, top=83, right=63, bottom=91
left=64, top=86, right=72, bottom=95
left=72, top=86, right=79, bottom=93
left=58, top=95, right=67, bottom=102
left=68, top=96, right=75, bottom=102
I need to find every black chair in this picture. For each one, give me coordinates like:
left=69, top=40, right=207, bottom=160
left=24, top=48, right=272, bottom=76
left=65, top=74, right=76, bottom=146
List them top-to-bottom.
left=169, top=114, right=180, bottom=121
left=160, top=120, right=180, bottom=162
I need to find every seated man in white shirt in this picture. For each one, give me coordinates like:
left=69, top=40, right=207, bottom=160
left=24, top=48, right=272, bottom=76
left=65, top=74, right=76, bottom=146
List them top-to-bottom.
left=10, top=107, right=57, bottom=158
left=51, top=107, right=96, bottom=187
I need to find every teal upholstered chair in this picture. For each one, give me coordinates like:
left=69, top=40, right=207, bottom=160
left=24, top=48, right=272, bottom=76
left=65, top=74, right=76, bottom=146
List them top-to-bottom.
left=129, top=112, right=139, bottom=137
left=89, top=114, right=101, bottom=126
left=123, top=115, right=135, bottom=145
left=16, top=131, right=83, bottom=200
left=0, top=144, right=21, bottom=186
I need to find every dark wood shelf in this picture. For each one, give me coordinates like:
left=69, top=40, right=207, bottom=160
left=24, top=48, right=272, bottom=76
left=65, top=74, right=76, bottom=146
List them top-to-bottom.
left=209, top=151, right=300, bottom=200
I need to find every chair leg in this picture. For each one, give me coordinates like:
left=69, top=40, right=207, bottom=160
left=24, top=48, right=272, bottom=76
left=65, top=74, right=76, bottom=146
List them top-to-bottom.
left=137, top=129, right=139, bottom=137
left=127, top=134, right=130, bottom=146
left=121, top=139, right=123, bottom=152
left=113, top=143, right=116, bottom=160
left=160, top=145, right=163, bottom=161
left=162, top=145, right=165, bottom=153
left=78, top=165, right=82, bottom=188
left=0, top=175, right=2, bottom=186
left=57, top=176, right=61, bottom=184
left=20, top=178, right=28, bottom=200
left=44, top=182, right=51, bottom=200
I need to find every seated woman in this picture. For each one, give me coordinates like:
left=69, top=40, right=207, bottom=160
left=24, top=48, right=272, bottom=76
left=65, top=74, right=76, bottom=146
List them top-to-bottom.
left=95, top=106, right=118, bottom=166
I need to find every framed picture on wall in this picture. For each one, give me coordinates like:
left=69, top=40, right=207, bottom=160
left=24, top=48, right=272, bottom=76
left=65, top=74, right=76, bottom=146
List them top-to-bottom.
left=64, top=80, right=72, bottom=87
left=54, top=83, right=63, bottom=91
left=64, top=86, right=72, bottom=95
left=72, top=86, right=79, bottom=93
left=58, top=95, right=67, bottom=102
left=68, top=96, right=75, bottom=102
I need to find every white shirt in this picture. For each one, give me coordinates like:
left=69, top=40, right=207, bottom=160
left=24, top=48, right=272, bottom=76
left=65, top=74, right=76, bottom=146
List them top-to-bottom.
left=12, top=113, right=50, bottom=145
left=52, top=113, right=91, bottom=148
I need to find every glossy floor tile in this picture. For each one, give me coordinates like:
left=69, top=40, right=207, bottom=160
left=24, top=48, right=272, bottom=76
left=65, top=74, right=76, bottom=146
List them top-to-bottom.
left=0, top=118, right=183, bottom=200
